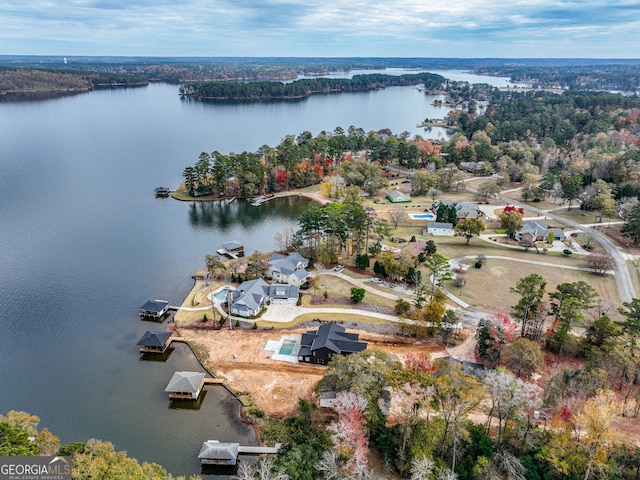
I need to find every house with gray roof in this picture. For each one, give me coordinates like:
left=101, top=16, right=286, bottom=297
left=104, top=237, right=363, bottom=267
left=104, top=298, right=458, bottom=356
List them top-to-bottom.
left=387, top=190, right=411, bottom=203
left=431, top=200, right=484, bottom=221
left=514, top=221, right=565, bottom=243
left=426, top=222, right=454, bottom=236
left=268, top=252, right=310, bottom=287
left=229, top=278, right=270, bottom=317
left=268, top=284, right=299, bottom=305
left=298, top=322, right=367, bottom=365
left=165, top=371, right=206, bottom=399
left=198, top=440, right=239, bottom=466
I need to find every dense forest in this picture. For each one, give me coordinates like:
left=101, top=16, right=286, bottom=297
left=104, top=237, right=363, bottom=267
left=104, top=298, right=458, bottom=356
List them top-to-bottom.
left=3, top=56, right=640, bottom=95
left=475, top=63, right=640, bottom=91
left=178, top=72, right=446, bottom=100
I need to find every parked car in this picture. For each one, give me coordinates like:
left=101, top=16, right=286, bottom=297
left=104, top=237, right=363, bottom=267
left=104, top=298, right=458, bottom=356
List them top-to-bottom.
left=334, top=264, right=344, bottom=272
left=371, top=278, right=383, bottom=284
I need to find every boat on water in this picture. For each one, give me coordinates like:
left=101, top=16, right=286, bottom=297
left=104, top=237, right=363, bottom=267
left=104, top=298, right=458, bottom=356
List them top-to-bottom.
left=154, top=187, right=171, bottom=197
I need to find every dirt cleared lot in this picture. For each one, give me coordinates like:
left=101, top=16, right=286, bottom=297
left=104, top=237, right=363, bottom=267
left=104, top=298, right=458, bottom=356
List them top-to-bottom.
left=176, top=324, right=448, bottom=418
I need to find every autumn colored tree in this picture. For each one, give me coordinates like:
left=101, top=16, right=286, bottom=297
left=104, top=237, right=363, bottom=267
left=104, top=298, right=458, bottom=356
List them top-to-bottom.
left=501, top=338, right=544, bottom=378
left=577, top=389, right=624, bottom=480
left=327, top=391, right=369, bottom=478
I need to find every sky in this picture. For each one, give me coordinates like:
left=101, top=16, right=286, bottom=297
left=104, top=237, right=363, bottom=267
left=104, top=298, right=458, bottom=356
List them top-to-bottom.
left=2, top=0, right=640, bottom=58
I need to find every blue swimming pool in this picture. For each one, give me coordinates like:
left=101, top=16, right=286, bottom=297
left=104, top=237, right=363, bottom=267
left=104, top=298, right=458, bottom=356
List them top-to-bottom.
left=408, top=213, right=436, bottom=220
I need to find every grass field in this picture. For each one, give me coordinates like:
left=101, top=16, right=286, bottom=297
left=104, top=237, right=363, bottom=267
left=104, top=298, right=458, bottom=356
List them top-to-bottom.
left=446, top=257, right=621, bottom=321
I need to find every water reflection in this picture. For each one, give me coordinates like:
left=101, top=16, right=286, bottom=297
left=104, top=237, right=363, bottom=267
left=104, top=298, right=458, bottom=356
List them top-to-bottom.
left=187, top=197, right=312, bottom=230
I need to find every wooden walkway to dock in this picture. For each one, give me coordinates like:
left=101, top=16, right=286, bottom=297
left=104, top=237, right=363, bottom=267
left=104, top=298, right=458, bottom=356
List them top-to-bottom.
left=250, top=194, right=276, bottom=207
left=203, top=377, right=224, bottom=385
left=238, top=444, right=281, bottom=454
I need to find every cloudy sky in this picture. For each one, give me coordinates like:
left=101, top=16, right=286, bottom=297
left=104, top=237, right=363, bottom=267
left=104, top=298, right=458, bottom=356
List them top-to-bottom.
left=2, top=0, right=640, bottom=58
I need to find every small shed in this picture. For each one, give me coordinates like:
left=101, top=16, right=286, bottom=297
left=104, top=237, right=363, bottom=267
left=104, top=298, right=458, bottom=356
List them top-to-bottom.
left=139, top=300, right=170, bottom=319
left=136, top=331, right=173, bottom=353
left=165, top=371, right=206, bottom=400
left=198, top=440, right=239, bottom=466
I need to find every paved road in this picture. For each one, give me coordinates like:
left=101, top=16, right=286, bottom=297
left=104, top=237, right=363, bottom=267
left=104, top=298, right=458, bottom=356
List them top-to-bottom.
left=464, top=181, right=637, bottom=303
left=500, top=197, right=636, bottom=303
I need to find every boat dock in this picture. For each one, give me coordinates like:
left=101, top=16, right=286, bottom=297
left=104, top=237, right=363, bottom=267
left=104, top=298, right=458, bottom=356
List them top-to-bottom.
left=250, top=194, right=275, bottom=207
left=216, top=240, right=244, bottom=259
left=216, top=248, right=240, bottom=259
left=198, top=440, right=281, bottom=466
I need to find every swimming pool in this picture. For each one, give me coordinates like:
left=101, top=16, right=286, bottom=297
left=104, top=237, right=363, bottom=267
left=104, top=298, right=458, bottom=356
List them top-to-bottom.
left=408, top=212, right=436, bottom=220
left=209, top=286, right=235, bottom=302
left=279, top=339, right=297, bottom=355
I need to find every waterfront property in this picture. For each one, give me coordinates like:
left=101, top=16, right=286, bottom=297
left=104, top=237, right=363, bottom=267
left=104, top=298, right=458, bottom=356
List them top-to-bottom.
left=154, top=186, right=171, bottom=197
left=217, top=240, right=245, bottom=259
left=267, top=252, right=310, bottom=287
left=228, top=278, right=270, bottom=317
left=229, top=278, right=298, bottom=317
left=139, top=300, right=170, bottom=319
left=298, top=322, right=368, bottom=365
left=136, top=331, right=179, bottom=354
left=165, top=371, right=207, bottom=400
left=198, top=440, right=281, bottom=466
left=198, top=441, right=239, bottom=466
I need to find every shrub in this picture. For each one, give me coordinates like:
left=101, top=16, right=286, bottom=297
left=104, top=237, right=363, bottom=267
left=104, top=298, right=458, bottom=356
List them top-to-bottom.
left=563, top=249, right=573, bottom=255
left=475, top=261, right=482, bottom=268
left=202, top=314, right=208, bottom=323
left=253, top=322, right=258, bottom=329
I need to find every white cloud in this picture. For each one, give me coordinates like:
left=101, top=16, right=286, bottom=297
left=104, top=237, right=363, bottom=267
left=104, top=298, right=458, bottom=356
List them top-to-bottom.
left=0, top=0, right=639, bottom=56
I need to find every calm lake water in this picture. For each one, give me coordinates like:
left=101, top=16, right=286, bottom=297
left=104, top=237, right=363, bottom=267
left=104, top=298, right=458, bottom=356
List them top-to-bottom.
left=0, top=70, right=508, bottom=476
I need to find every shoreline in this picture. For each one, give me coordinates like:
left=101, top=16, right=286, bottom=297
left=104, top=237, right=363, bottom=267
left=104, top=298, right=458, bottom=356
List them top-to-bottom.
left=171, top=188, right=333, bottom=205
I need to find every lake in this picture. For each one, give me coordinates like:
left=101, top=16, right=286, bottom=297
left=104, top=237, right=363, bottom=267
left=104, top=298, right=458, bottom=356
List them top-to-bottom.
left=0, top=69, right=508, bottom=476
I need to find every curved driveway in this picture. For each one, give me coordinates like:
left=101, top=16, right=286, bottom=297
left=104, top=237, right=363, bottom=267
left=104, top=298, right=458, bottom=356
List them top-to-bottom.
left=499, top=197, right=636, bottom=303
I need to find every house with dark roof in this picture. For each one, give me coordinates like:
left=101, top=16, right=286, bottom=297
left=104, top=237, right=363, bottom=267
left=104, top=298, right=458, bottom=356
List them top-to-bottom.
left=514, top=221, right=565, bottom=243
left=267, top=252, right=310, bottom=287
left=139, top=300, right=170, bottom=319
left=298, top=322, right=368, bottom=365
left=136, top=331, right=173, bottom=354
left=164, top=371, right=206, bottom=400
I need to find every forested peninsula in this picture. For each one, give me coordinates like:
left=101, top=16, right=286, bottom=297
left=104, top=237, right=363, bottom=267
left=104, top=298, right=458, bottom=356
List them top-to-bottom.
left=0, top=68, right=147, bottom=95
left=178, top=72, right=446, bottom=100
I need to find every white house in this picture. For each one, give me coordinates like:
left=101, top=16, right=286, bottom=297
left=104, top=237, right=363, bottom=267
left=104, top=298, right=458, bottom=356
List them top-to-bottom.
left=386, top=190, right=411, bottom=203
left=426, top=222, right=454, bottom=236
left=267, top=252, right=310, bottom=287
